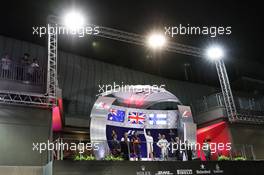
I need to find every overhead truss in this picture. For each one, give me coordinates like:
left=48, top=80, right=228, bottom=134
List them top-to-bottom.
left=1, top=22, right=263, bottom=124
left=0, top=90, right=51, bottom=107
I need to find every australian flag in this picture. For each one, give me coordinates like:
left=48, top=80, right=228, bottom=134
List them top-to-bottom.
left=107, top=109, right=125, bottom=122
left=128, top=112, right=145, bottom=124
left=149, top=113, right=167, bottom=125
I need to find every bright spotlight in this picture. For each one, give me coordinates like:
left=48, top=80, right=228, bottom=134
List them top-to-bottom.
left=63, top=11, right=85, bottom=30
left=147, top=33, right=166, bottom=49
left=206, top=46, right=224, bottom=60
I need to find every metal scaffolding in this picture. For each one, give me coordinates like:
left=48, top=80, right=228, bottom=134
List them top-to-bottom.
left=0, top=17, right=58, bottom=107
left=0, top=21, right=263, bottom=124
left=0, top=23, right=201, bottom=108
left=46, top=23, right=58, bottom=105
left=96, top=25, right=203, bottom=58
left=97, top=26, right=264, bottom=124
left=215, top=59, right=237, bottom=122
left=0, top=90, right=51, bottom=107
left=236, top=113, right=264, bottom=124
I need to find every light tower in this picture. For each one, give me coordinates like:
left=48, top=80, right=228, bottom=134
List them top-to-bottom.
left=46, top=11, right=86, bottom=105
left=46, top=15, right=58, bottom=105
left=206, top=46, right=237, bottom=122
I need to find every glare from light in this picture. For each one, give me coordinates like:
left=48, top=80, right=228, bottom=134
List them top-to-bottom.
left=63, top=11, right=85, bottom=30
left=147, top=33, right=166, bottom=49
left=206, top=46, right=224, bottom=60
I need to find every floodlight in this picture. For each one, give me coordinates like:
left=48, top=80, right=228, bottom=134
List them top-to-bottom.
left=63, top=11, right=85, bottom=30
left=147, top=33, right=166, bottom=49
left=206, top=46, right=224, bottom=60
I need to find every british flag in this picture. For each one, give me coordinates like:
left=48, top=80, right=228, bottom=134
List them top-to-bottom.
left=128, top=112, right=145, bottom=124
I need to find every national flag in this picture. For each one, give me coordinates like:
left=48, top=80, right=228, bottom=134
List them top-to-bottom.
left=107, top=109, right=125, bottom=122
left=128, top=112, right=145, bottom=124
left=149, top=113, right=167, bottom=125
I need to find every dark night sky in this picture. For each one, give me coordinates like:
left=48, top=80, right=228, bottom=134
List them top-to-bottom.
left=0, top=0, right=263, bottom=86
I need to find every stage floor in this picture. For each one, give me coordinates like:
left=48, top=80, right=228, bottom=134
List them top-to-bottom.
left=53, top=160, right=264, bottom=175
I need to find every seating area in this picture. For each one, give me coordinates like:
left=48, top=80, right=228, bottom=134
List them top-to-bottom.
left=0, top=53, right=45, bottom=85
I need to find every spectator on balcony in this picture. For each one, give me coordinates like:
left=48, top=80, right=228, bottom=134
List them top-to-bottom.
left=19, top=53, right=30, bottom=82
left=21, top=53, right=30, bottom=66
left=1, top=54, right=12, bottom=79
left=28, top=58, right=40, bottom=83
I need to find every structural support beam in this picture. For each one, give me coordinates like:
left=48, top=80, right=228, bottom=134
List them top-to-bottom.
left=46, top=23, right=58, bottom=105
left=97, top=25, right=203, bottom=57
left=215, top=59, right=237, bottom=122
left=0, top=90, right=51, bottom=107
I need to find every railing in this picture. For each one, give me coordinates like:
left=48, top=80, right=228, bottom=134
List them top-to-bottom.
left=0, top=63, right=45, bottom=85
left=191, top=93, right=264, bottom=124
left=191, top=93, right=224, bottom=114
left=192, top=93, right=264, bottom=114
left=237, top=97, right=264, bottom=112
left=236, top=112, right=264, bottom=124
left=230, top=144, right=256, bottom=160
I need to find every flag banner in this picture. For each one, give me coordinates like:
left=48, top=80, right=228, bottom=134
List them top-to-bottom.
left=107, top=109, right=126, bottom=122
left=128, top=112, right=146, bottom=124
left=149, top=113, right=167, bottom=125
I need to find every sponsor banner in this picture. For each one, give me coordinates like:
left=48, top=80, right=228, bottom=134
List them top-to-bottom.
left=178, top=105, right=194, bottom=123
left=54, top=161, right=264, bottom=175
